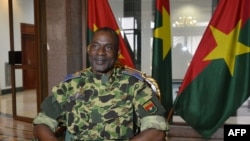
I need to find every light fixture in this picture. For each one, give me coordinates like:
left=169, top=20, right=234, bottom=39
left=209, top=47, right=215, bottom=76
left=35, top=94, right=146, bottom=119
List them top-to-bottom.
left=173, top=16, right=197, bottom=27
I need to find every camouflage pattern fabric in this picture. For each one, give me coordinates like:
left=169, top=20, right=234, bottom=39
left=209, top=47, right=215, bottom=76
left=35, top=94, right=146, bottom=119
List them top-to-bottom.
left=41, top=66, right=167, bottom=140
left=33, top=112, right=58, bottom=132
left=140, top=116, right=169, bottom=131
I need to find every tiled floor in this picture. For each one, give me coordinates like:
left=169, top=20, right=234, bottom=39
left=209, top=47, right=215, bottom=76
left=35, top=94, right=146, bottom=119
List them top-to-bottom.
left=0, top=89, right=37, bottom=118
left=0, top=90, right=249, bottom=141
left=0, top=90, right=36, bottom=140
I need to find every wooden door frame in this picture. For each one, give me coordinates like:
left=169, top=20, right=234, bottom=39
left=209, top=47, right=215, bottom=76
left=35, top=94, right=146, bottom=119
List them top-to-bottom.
left=8, top=0, right=47, bottom=122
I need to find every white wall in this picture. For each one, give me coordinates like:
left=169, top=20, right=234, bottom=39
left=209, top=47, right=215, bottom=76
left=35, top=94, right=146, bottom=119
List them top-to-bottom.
left=0, top=0, right=34, bottom=92
left=0, top=0, right=11, bottom=92
left=141, top=0, right=154, bottom=75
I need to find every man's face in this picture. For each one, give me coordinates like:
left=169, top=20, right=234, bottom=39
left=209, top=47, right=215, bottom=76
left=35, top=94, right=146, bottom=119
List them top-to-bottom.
left=88, top=31, right=119, bottom=74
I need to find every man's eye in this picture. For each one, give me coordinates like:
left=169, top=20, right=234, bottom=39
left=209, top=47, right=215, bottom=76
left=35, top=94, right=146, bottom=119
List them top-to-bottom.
left=90, top=44, right=113, bottom=52
left=91, top=44, right=100, bottom=50
left=104, top=45, right=113, bottom=51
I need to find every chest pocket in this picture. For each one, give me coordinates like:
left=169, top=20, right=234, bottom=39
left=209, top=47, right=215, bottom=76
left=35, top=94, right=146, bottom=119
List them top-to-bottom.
left=65, top=91, right=135, bottom=140
left=91, top=93, right=131, bottom=120
left=92, top=93, right=134, bottom=139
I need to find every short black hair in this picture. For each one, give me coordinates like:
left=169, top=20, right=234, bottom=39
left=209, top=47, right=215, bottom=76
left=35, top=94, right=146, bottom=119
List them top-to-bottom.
left=93, top=27, right=119, bottom=51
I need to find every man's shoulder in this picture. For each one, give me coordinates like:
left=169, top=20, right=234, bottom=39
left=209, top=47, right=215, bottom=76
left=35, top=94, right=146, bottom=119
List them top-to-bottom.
left=121, top=66, right=160, bottom=98
left=122, top=66, right=146, bottom=81
left=63, top=68, right=90, bottom=82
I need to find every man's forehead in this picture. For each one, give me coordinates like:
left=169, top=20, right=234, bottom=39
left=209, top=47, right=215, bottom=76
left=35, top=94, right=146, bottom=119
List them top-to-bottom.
left=92, top=32, right=114, bottom=43
left=92, top=40, right=112, bottom=45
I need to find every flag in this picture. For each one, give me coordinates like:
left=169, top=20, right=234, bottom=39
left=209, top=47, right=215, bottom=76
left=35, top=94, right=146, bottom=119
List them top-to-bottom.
left=87, top=0, right=135, bottom=68
left=152, top=0, right=172, bottom=117
left=174, top=0, right=250, bottom=138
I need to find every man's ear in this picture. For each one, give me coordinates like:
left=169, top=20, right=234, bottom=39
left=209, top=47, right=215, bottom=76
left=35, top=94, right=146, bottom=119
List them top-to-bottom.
left=87, top=45, right=90, bottom=53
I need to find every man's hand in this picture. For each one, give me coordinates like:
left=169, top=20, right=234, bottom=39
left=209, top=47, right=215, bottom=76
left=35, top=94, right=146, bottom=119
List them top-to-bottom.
left=33, top=124, right=59, bottom=141
left=130, top=128, right=166, bottom=141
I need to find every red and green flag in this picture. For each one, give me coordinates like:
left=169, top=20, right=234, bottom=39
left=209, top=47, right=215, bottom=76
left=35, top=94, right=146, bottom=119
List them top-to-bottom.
left=87, top=0, right=135, bottom=68
left=152, top=0, right=172, bottom=117
left=174, top=0, right=250, bottom=138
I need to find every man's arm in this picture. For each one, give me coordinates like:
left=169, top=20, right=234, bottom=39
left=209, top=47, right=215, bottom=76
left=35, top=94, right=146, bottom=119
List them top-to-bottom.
left=32, top=93, right=64, bottom=140
left=32, top=112, right=60, bottom=141
left=130, top=115, right=169, bottom=141
left=33, top=124, right=59, bottom=141
left=130, top=128, right=166, bottom=141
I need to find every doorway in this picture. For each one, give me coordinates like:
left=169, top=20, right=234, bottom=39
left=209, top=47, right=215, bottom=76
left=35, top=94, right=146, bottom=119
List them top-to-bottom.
left=8, top=0, right=41, bottom=123
left=21, top=23, right=37, bottom=90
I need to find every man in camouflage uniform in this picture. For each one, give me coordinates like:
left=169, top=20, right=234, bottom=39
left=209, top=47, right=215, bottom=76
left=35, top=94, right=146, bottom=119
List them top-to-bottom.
left=33, top=27, right=169, bottom=141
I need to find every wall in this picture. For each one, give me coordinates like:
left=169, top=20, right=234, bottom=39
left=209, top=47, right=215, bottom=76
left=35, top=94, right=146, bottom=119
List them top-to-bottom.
left=0, top=0, right=33, bottom=94
left=0, top=0, right=83, bottom=95
left=46, top=0, right=82, bottom=92
left=141, top=0, right=154, bottom=75
left=0, top=1, right=10, bottom=93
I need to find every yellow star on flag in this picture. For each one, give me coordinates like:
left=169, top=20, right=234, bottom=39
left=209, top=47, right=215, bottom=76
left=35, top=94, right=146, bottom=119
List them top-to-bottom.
left=154, top=6, right=171, bottom=60
left=203, top=20, right=250, bottom=76
left=115, top=29, right=125, bottom=59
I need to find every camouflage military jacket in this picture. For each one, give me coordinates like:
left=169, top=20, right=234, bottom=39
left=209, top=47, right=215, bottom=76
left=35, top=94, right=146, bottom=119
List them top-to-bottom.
left=50, top=66, right=166, bottom=140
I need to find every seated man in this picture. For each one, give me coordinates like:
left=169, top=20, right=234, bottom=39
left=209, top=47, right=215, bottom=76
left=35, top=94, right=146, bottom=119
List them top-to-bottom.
left=33, top=27, right=169, bottom=141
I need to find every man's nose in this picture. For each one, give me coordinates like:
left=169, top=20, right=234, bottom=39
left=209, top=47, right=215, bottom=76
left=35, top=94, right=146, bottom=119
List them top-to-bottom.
left=96, top=45, right=106, bottom=54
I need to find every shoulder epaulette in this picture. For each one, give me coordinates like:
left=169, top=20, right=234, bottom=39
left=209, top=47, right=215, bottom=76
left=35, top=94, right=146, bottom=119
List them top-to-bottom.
left=122, top=66, right=146, bottom=81
left=122, top=66, right=161, bottom=99
left=63, top=68, right=89, bottom=82
left=63, top=72, right=81, bottom=82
